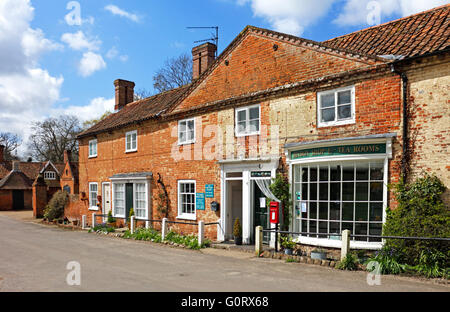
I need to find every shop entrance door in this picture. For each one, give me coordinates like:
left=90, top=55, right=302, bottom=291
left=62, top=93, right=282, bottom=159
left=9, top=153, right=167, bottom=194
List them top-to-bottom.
left=253, top=182, right=270, bottom=244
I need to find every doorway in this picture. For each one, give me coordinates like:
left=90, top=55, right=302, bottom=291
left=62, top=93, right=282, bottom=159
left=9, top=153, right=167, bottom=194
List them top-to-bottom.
left=226, top=180, right=243, bottom=240
left=252, top=181, right=270, bottom=244
left=102, top=183, right=111, bottom=222
left=125, top=183, right=133, bottom=220
left=12, top=190, right=24, bottom=210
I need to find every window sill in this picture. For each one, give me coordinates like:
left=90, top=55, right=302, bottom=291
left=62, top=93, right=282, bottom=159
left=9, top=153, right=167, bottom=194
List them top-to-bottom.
left=318, top=119, right=355, bottom=128
left=235, top=132, right=260, bottom=138
left=178, top=140, right=196, bottom=146
left=125, top=149, right=137, bottom=154
left=88, top=155, right=97, bottom=159
left=88, top=207, right=99, bottom=211
left=176, top=215, right=197, bottom=221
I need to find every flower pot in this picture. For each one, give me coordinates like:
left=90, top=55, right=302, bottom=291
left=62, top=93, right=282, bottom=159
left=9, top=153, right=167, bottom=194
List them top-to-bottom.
left=234, top=237, right=242, bottom=245
left=284, top=248, right=293, bottom=255
left=311, top=251, right=327, bottom=260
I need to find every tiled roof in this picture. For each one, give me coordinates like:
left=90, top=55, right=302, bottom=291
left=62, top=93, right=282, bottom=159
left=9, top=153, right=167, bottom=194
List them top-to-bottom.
left=324, top=4, right=450, bottom=58
left=77, top=84, right=191, bottom=138
left=0, top=161, right=66, bottom=183
left=0, top=170, right=33, bottom=190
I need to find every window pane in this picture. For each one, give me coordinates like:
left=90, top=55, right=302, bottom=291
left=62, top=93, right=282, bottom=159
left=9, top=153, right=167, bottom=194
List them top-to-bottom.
left=338, top=90, right=351, bottom=104
left=321, top=93, right=335, bottom=108
left=338, top=105, right=351, bottom=119
left=249, top=107, right=259, bottom=120
left=321, top=108, right=335, bottom=122
left=237, top=110, right=246, bottom=122
left=187, top=120, right=195, bottom=131
left=249, top=120, right=259, bottom=132
left=179, top=121, right=186, bottom=132
left=237, top=121, right=246, bottom=133
left=188, top=129, right=195, bottom=141
left=370, top=163, right=384, bottom=181
left=356, top=164, right=369, bottom=180
left=330, top=165, right=341, bottom=181
left=343, top=165, right=354, bottom=181
left=319, top=166, right=328, bottom=181
left=302, top=167, right=308, bottom=181
left=310, top=167, right=318, bottom=181
left=342, top=182, right=354, bottom=201
left=370, top=182, right=383, bottom=201
left=302, top=183, right=308, bottom=201
left=309, top=183, right=317, bottom=200
left=319, top=183, right=328, bottom=200
left=330, top=183, right=340, bottom=201
left=355, top=183, right=369, bottom=201
left=309, top=202, right=317, bottom=219
left=319, top=202, right=328, bottom=220
left=330, top=202, right=340, bottom=220
left=342, top=202, right=354, bottom=221
left=355, top=202, right=368, bottom=221
left=370, top=203, right=383, bottom=222
left=309, top=221, right=317, bottom=237
left=318, top=221, right=327, bottom=238
left=330, top=222, right=340, bottom=234
left=342, top=222, right=353, bottom=234
left=355, top=223, right=368, bottom=241
left=369, top=223, right=382, bottom=242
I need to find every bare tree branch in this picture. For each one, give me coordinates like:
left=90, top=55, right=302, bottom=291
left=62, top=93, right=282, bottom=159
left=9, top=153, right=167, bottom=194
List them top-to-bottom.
left=153, top=53, right=192, bottom=93
left=0, top=132, right=22, bottom=160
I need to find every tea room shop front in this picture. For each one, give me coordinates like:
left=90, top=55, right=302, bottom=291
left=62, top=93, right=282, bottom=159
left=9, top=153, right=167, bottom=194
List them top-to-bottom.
left=285, top=134, right=396, bottom=250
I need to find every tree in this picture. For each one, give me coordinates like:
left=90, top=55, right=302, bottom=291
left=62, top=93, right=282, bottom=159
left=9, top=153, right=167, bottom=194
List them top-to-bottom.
left=152, top=53, right=192, bottom=93
left=134, top=88, right=153, bottom=101
left=82, top=111, right=112, bottom=130
left=28, top=115, right=82, bottom=163
left=0, top=132, right=22, bottom=160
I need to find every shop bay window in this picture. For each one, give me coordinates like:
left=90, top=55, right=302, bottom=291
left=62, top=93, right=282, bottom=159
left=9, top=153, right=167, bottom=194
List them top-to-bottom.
left=294, top=161, right=385, bottom=242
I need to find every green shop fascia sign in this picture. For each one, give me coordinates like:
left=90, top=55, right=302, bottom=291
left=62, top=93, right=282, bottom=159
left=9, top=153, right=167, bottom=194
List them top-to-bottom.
left=291, top=143, right=386, bottom=160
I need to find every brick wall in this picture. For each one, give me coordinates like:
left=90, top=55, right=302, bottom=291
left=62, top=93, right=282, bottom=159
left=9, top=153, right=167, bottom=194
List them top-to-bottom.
left=0, top=190, right=12, bottom=211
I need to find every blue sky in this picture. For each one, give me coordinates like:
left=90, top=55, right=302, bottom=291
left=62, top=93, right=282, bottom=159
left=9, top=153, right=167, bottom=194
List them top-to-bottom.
left=0, top=0, right=448, bottom=155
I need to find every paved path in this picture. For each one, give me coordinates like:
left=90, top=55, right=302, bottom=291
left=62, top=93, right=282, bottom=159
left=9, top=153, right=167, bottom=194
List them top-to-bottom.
left=0, top=212, right=448, bottom=292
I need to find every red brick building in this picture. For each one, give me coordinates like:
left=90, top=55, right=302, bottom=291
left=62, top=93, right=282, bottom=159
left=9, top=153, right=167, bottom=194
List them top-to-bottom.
left=72, top=5, right=449, bottom=250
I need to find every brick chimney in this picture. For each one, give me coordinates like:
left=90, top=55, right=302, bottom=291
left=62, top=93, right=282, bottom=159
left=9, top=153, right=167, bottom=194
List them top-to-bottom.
left=192, top=42, right=217, bottom=80
left=114, top=79, right=135, bottom=111
left=0, top=144, right=4, bottom=163
left=64, top=150, right=72, bottom=163
left=12, top=161, right=20, bottom=172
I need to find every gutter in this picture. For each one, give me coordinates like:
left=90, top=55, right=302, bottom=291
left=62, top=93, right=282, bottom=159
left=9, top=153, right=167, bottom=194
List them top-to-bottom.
left=390, top=63, right=409, bottom=181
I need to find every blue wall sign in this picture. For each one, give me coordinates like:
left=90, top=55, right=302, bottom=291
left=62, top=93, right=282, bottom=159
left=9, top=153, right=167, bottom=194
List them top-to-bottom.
left=205, top=184, right=214, bottom=198
left=196, top=193, right=206, bottom=210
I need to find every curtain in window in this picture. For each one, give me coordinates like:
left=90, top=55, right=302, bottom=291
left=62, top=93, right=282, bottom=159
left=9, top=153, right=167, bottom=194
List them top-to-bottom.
left=254, top=179, right=281, bottom=202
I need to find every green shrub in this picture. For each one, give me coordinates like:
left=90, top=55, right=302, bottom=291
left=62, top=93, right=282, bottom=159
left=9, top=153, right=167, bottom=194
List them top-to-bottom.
left=269, top=174, right=292, bottom=231
left=383, top=174, right=449, bottom=270
left=44, top=191, right=69, bottom=221
left=107, top=211, right=115, bottom=224
left=233, top=218, right=242, bottom=238
left=90, top=224, right=115, bottom=234
left=122, top=228, right=209, bottom=249
left=280, top=235, right=296, bottom=249
left=367, top=246, right=408, bottom=275
left=412, top=250, right=449, bottom=279
left=337, top=252, right=358, bottom=271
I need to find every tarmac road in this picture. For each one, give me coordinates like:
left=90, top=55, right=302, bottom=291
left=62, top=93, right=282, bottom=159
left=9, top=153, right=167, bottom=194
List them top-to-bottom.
left=0, top=212, right=448, bottom=292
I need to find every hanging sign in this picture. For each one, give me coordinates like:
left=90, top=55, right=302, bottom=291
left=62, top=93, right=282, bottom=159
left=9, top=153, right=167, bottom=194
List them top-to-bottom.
left=291, top=143, right=386, bottom=160
left=205, top=184, right=214, bottom=198
left=196, top=193, right=205, bottom=211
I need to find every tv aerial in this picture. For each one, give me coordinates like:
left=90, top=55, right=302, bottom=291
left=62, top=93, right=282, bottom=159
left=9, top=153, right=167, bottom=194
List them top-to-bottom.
left=186, top=26, right=219, bottom=57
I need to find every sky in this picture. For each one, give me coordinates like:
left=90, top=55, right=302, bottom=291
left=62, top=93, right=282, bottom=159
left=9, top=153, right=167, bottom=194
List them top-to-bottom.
left=0, top=0, right=448, bottom=157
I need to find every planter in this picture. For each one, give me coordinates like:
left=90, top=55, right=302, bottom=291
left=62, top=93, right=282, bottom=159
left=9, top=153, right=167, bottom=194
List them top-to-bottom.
left=72, top=220, right=79, bottom=226
left=107, top=222, right=116, bottom=228
left=234, top=237, right=242, bottom=245
left=284, top=248, right=293, bottom=255
left=310, top=251, right=327, bottom=260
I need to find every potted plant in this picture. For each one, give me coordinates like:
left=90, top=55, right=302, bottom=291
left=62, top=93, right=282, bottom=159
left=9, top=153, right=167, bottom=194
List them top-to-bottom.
left=107, top=211, right=116, bottom=228
left=233, top=218, right=242, bottom=245
left=281, top=235, right=296, bottom=255
left=310, top=248, right=328, bottom=260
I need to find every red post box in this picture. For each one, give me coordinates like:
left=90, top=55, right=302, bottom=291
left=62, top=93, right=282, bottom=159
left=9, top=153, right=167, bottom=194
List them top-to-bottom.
left=270, top=201, right=280, bottom=224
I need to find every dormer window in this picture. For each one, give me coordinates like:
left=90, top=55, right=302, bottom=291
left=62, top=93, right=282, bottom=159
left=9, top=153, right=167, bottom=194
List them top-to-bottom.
left=44, top=171, right=56, bottom=180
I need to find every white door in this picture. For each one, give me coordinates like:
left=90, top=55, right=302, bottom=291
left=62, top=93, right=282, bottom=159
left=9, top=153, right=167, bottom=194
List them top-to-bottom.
left=102, top=183, right=111, bottom=221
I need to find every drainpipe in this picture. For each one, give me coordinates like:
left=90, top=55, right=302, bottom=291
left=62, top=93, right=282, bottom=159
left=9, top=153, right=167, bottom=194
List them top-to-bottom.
left=390, top=63, right=409, bottom=181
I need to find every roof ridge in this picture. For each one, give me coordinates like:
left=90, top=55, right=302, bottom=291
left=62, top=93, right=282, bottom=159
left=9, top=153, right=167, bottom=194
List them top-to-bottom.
left=324, top=4, right=449, bottom=43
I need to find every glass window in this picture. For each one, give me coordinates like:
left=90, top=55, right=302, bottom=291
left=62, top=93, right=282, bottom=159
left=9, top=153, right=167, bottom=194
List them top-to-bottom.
left=318, top=86, right=355, bottom=127
left=235, top=105, right=260, bottom=136
left=178, top=119, right=195, bottom=144
left=126, top=131, right=137, bottom=152
left=89, top=139, right=97, bottom=158
left=295, top=161, right=385, bottom=242
left=44, top=171, right=56, bottom=180
left=178, top=181, right=196, bottom=220
left=89, top=183, right=98, bottom=209
left=114, top=183, right=125, bottom=217
left=134, top=183, right=147, bottom=219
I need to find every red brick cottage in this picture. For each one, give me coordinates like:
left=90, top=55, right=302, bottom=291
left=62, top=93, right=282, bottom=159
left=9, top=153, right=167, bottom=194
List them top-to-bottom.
left=72, top=5, right=449, bottom=250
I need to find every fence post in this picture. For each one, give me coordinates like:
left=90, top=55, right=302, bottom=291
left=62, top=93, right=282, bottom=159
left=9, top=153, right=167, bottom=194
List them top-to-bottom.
left=92, top=213, right=96, bottom=228
left=82, top=215, right=86, bottom=230
left=131, top=216, right=135, bottom=234
left=162, top=218, right=168, bottom=240
left=145, top=220, right=150, bottom=229
left=198, top=221, right=205, bottom=246
left=255, top=226, right=263, bottom=257
left=341, top=230, right=351, bottom=261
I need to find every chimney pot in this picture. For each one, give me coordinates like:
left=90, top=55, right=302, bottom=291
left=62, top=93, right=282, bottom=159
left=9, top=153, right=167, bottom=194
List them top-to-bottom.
left=192, top=42, right=217, bottom=80
left=114, top=79, right=135, bottom=111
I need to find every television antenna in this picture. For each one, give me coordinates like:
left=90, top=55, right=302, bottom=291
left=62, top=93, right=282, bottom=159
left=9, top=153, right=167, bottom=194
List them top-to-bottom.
left=186, top=26, right=219, bottom=57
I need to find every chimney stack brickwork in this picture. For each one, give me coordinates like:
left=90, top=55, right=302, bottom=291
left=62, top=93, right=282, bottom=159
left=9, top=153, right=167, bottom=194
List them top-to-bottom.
left=192, top=42, right=217, bottom=80
left=114, top=79, right=135, bottom=111
left=0, top=144, right=4, bottom=163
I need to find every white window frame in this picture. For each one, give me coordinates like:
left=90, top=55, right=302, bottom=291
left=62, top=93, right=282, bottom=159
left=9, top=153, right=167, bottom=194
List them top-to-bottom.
left=317, top=86, right=355, bottom=128
left=235, top=104, right=261, bottom=137
left=178, top=118, right=196, bottom=145
left=125, top=130, right=138, bottom=153
left=89, top=139, right=97, bottom=158
left=44, top=171, right=56, bottom=180
left=177, top=180, right=196, bottom=221
left=89, top=182, right=99, bottom=211
left=112, top=183, right=126, bottom=218
left=134, top=183, right=148, bottom=220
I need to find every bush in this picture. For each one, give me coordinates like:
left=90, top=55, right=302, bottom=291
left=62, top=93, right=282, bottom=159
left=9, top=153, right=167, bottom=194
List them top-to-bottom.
left=269, top=174, right=292, bottom=231
left=383, top=174, right=449, bottom=270
left=44, top=191, right=69, bottom=221
left=107, top=211, right=115, bottom=224
left=233, top=218, right=242, bottom=238
left=90, top=224, right=115, bottom=234
left=123, top=228, right=210, bottom=249
left=280, top=235, right=296, bottom=249
left=367, top=246, right=408, bottom=275
left=337, top=252, right=358, bottom=271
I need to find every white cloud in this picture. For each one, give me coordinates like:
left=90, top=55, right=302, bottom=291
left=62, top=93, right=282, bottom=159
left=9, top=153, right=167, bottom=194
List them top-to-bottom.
left=0, top=0, right=64, bottom=155
left=237, top=0, right=335, bottom=36
left=334, top=0, right=449, bottom=26
left=105, top=5, right=141, bottom=23
left=61, top=31, right=101, bottom=51
left=106, top=46, right=128, bottom=62
left=78, top=52, right=106, bottom=77
left=51, top=97, right=114, bottom=123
